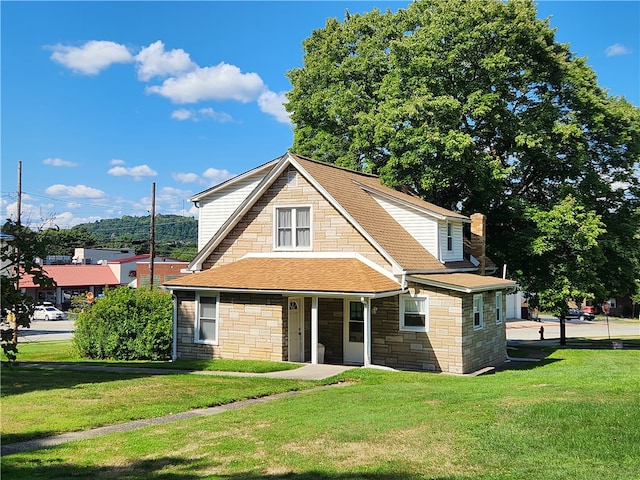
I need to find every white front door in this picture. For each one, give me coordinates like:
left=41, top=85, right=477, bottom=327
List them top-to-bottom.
left=288, top=297, right=304, bottom=362
left=343, top=299, right=364, bottom=365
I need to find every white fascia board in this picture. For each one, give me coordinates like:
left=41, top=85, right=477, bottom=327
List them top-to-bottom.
left=288, top=155, right=404, bottom=274
left=189, top=156, right=292, bottom=271
left=355, top=182, right=470, bottom=223
left=166, top=284, right=406, bottom=298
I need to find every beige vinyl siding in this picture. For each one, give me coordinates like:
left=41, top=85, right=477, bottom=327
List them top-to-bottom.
left=197, top=175, right=265, bottom=249
left=371, top=195, right=440, bottom=259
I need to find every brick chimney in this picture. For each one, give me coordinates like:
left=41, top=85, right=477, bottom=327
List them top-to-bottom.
left=470, top=213, right=486, bottom=275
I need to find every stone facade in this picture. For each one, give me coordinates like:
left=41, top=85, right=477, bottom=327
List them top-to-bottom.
left=175, top=286, right=507, bottom=373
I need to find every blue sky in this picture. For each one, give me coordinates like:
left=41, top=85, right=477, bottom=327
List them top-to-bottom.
left=2, top=1, right=638, bottom=229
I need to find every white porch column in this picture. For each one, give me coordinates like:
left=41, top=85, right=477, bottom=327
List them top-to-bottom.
left=55, top=286, right=62, bottom=307
left=311, top=296, right=319, bottom=364
left=363, top=298, right=372, bottom=367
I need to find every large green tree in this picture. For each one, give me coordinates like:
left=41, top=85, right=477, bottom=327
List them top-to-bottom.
left=286, top=0, right=640, bottom=314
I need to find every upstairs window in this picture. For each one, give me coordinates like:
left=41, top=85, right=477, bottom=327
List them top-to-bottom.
left=275, top=206, right=311, bottom=249
left=447, top=223, right=453, bottom=251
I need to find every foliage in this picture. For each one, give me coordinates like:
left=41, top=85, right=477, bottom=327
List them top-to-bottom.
left=286, top=0, right=640, bottom=307
left=71, top=214, right=197, bottom=256
left=1, top=220, right=55, bottom=362
left=37, top=226, right=97, bottom=257
left=73, top=286, right=173, bottom=361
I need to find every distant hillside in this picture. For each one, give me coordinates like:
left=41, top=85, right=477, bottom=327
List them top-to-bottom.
left=71, top=214, right=198, bottom=260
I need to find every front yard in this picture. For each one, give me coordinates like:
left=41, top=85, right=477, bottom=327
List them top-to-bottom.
left=2, top=340, right=639, bottom=479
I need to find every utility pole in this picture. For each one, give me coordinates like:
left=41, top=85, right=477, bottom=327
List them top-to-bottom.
left=12, top=161, right=22, bottom=344
left=149, top=182, right=156, bottom=289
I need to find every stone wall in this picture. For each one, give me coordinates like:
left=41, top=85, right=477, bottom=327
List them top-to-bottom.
left=175, top=291, right=286, bottom=362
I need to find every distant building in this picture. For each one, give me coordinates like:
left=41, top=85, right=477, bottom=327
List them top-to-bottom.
left=72, top=247, right=136, bottom=265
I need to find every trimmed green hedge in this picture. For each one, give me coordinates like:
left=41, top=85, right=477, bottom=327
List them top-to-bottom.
left=73, top=286, right=173, bottom=360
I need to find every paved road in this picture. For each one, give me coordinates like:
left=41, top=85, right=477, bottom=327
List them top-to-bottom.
left=506, top=315, right=639, bottom=341
left=17, top=319, right=76, bottom=342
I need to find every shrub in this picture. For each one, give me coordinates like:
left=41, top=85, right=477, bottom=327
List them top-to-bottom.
left=73, top=286, right=173, bottom=360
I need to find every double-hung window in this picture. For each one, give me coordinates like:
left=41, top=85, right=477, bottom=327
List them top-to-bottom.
left=275, top=206, right=311, bottom=249
left=447, top=223, right=453, bottom=251
left=495, top=292, right=503, bottom=325
left=196, top=293, right=219, bottom=344
left=473, top=293, right=484, bottom=330
left=400, top=295, right=429, bottom=332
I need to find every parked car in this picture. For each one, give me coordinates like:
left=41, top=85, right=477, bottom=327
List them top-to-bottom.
left=32, top=304, right=67, bottom=321
left=564, top=308, right=595, bottom=321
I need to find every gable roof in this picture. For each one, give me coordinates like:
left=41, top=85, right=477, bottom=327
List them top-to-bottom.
left=189, top=152, right=475, bottom=273
left=164, top=256, right=403, bottom=296
left=19, top=265, right=120, bottom=289
left=409, top=273, right=516, bottom=293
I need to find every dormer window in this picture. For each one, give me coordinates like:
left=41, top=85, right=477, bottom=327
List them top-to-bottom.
left=275, top=206, right=311, bottom=249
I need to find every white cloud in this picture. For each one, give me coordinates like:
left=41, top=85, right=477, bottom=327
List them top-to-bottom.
left=48, top=40, right=133, bottom=75
left=135, top=40, right=197, bottom=81
left=605, top=43, right=632, bottom=57
left=146, top=62, right=264, bottom=103
left=258, top=90, right=291, bottom=124
left=171, top=107, right=233, bottom=122
left=171, top=108, right=194, bottom=121
left=43, top=157, right=78, bottom=167
left=110, top=158, right=126, bottom=165
left=107, top=164, right=158, bottom=180
left=203, top=167, right=233, bottom=185
left=173, top=172, right=200, bottom=183
left=45, top=184, right=106, bottom=198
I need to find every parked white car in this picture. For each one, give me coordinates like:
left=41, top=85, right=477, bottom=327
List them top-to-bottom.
left=33, top=304, right=67, bottom=321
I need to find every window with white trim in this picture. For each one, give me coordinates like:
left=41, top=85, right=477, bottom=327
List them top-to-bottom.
left=275, top=206, right=311, bottom=249
left=447, top=223, right=453, bottom=251
left=495, top=292, right=503, bottom=325
left=196, top=293, right=219, bottom=344
left=473, top=293, right=484, bottom=330
left=400, top=294, right=429, bottom=332
left=608, top=298, right=617, bottom=309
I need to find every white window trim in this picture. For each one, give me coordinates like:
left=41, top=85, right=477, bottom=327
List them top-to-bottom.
left=273, top=205, right=313, bottom=251
left=446, top=222, right=453, bottom=251
left=195, top=292, right=219, bottom=345
left=495, top=292, right=503, bottom=325
left=473, top=293, right=484, bottom=330
left=399, top=294, right=429, bottom=332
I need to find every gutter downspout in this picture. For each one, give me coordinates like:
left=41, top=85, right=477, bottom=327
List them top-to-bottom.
left=171, top=291, right=178, bottom=362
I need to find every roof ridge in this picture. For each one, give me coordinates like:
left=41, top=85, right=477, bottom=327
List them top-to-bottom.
left=288, top=152, right=379, bottom=179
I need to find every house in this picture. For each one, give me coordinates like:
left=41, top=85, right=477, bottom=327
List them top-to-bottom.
left=164, top=153, right=516, bottom=374
left=72, top=247, right=136, bottom=265
left=106, top=254, right=184, bottom=285
left=134, top=257, right=190, bottom=288
left=19, top=264, right=120, bottom=309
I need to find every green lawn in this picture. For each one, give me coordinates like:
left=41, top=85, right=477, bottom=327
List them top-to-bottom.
left=2, top=341, right=639, bottom=479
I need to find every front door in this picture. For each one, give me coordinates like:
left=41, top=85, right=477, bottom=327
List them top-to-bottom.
left=288, top=297, right=304, bottom=362
left=343, top=299, right=364, bottom=365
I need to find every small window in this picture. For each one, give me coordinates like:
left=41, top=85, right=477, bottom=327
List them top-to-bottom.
left=287, top=171, right=298, bottom=187
left=275, top=206, right=311, bottom=249
left=447, top=223, right=453, bottom=251
left=495, top=292, right=503, bottom=325
left=196, top=294, right=219, bottom=344
left=473, top=294, right=484, bottom=330
left=400, top=295, right=429, bottom=332
left=608, top=298, right=617, bottom=309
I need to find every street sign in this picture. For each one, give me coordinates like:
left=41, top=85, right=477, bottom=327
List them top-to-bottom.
left=87, top=292, right=94, bottom=303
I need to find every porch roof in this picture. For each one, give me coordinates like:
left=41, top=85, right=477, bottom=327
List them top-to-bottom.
left=164, top=257, right=403, bottom=296
left=409, top=273, right=517, bottom=293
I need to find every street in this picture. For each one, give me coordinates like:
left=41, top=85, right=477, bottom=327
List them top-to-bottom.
left=506, top=315, right=640, bottom=342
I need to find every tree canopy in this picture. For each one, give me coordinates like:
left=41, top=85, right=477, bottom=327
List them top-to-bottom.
left=286, top=0, right=640, bottom=314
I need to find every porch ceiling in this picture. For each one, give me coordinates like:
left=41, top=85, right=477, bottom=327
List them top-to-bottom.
left=164, top=257, right=403, bottom=295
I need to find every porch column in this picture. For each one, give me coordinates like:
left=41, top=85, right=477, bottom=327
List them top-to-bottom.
left=55, top=286, right=62, bottom=308
left=311, top=296, right=319, bottom=364
left=364, top=298, right=372, bottom=367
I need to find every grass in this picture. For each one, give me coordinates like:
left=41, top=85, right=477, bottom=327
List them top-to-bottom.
left=2, top=340, right=639, bottom=479
left=11, top=340, right=302, bottom=373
